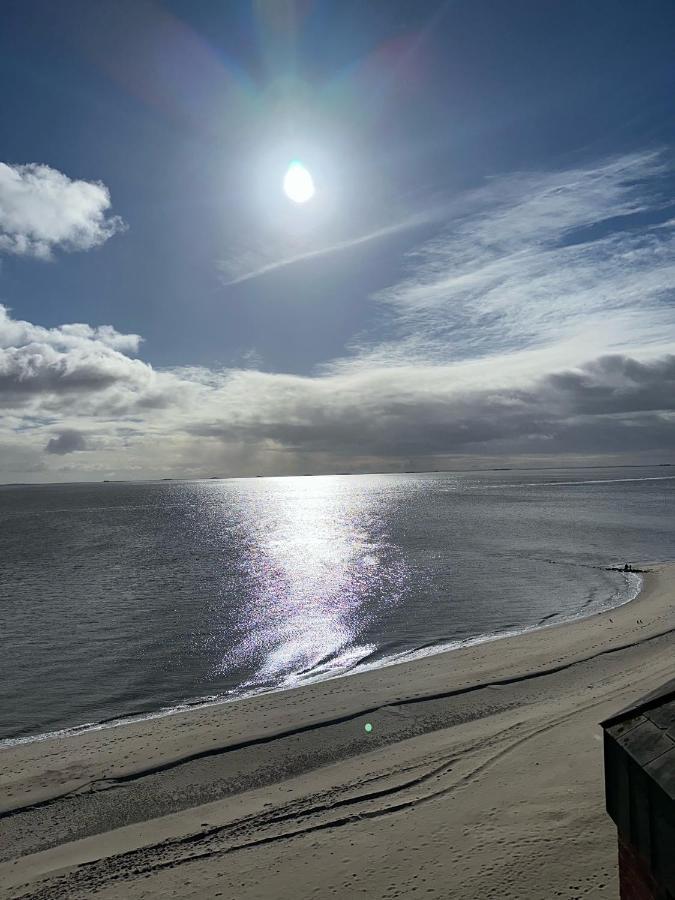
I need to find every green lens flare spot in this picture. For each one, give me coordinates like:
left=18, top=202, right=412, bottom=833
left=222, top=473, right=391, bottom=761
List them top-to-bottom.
left=364, top=722, right=373, bottom=733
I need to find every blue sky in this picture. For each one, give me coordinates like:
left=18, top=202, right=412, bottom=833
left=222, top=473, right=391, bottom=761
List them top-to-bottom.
left=1, top=0, right=675, bottom=481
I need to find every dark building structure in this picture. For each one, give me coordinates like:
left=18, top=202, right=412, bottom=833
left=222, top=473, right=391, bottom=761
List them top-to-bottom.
left=602, top=680, right=675, bottom=900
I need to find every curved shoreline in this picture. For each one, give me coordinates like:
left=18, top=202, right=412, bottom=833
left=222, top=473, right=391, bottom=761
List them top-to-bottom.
left=0, top=564, right=664, bottom=809
left=0, top=568, right=642, bottom=751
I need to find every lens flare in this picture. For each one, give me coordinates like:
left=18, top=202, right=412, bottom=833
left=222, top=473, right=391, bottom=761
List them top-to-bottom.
left=283, top=161, right=315, bottom=204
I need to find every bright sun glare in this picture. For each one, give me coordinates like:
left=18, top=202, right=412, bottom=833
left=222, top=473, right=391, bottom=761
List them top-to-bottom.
left=283, top=161, right=315, bottom=204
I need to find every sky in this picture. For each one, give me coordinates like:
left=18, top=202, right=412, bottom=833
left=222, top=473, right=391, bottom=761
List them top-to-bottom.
left=1, top=0, right=675, bottom=482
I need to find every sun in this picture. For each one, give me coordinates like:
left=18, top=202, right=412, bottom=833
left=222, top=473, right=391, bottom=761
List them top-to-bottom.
left=283, top=161, right=315, bottom=204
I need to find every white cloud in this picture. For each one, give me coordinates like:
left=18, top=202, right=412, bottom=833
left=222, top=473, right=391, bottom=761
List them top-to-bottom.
left=0, top=163, right=125, bottom=259
left=0, top=305, right=142, bottom=354
left=0, top=305, right=159, bottom=410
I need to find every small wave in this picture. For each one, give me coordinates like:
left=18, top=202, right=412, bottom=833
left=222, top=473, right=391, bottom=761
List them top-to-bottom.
left=492, top=475, right=675, bottom=488
left=334, top=570, right=643, bottom=677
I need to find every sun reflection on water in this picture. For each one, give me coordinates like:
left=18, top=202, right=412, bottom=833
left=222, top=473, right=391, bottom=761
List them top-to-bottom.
left=213, top=476, right=410, bottom=688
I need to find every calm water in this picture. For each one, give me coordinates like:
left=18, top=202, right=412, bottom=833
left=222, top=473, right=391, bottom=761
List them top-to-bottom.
left=1, top=468, right=674, bottom=743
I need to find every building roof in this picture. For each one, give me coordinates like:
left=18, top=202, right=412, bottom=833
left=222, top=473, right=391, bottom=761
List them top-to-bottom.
left=602, top=679, right=675, bottom=895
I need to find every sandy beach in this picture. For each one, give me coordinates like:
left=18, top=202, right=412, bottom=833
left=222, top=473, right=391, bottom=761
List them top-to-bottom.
left=1, top=563, right=674, bottom=900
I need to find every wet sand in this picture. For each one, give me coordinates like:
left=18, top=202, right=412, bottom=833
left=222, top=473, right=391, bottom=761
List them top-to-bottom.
left=1, top=563, right=674, bottom=899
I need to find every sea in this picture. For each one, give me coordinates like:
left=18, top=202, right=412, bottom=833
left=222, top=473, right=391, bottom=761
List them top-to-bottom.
left=1, top=467, right=673, bottom=745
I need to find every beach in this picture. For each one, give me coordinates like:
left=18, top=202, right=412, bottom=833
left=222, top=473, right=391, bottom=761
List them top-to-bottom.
left=1, top=563, right=674, bottom=899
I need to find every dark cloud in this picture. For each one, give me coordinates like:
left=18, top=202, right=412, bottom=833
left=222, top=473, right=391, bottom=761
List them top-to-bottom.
left=0, top=341, right=157, bottom=408
left=188, top=354, right=675, bottom=461
left=545, top=355, right=675, bottom=415
left=45, top=429, right=88, bottom=455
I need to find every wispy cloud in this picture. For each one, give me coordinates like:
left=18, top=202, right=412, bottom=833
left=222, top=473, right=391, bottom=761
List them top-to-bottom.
left=333, top=150, right=675, bottom=372
left=219, top=213, right=433, bottom=286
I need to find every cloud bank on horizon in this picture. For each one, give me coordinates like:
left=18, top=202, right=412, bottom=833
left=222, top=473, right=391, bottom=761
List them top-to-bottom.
left=1, top=150, right=674, bottom=482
